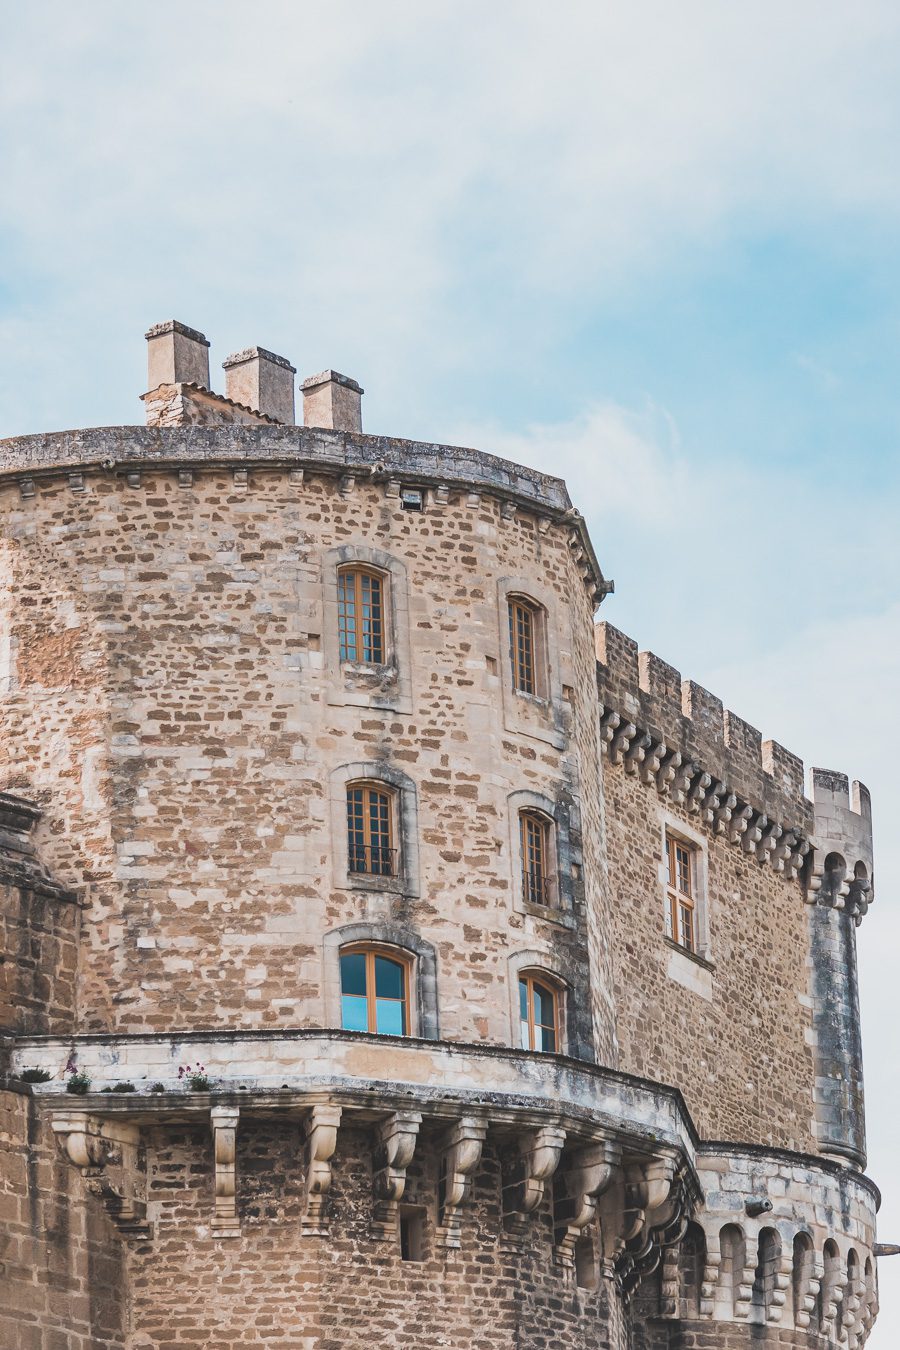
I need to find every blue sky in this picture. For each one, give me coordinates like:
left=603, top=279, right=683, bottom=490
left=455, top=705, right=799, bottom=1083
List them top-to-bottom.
left=2, top=1, right=899, bottom=1340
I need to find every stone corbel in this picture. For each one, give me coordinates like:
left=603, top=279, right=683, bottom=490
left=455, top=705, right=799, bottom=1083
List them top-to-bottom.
left=599, top=706, right=621, bottom=750
left=609, top=722, right=637, bottom=766
left=623, top=732, right=652, bottom=775
left=639, top=740, right=667, bottom=786
left=656, top=749, right=682, bottom=797
left=670, top=760, right=696, bottom=807
left=686, top=771, right=712, bottom=815
left=713, top=790, right=737, bottom=836
left=728, top=803, right=753, bottom=846
left=741, top=811, right=766, bottom=856
left=757, top=821, right=783, bottom=867
left=302, top=1102, right=342, bottom=1235
left=211, top=1106, right=240, bottom=1238
left=372, top=1110, right=422, bottom=1238
left=51, top=1112, right=149, bottom=1239
left=437, top=1114, right=488, bottom=1247
left=503, top=1122, right=566, bottom=1232
left=553, top=1138, right=619, bottom=1271
left=616, top=1156, right=686, bottom=1297
left=731, top=1243, right=758, bottom=1321
left=794, top=1249, right=823, bottom=1329
left=822, top=1264, right=848, bottom=1341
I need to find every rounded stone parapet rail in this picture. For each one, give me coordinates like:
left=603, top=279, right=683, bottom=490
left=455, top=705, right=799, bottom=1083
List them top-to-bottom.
left=12, top=1029, right=695, bottom=1158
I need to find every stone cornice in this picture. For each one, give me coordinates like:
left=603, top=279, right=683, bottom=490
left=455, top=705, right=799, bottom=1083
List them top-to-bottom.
left=0, top=424, right=610, bottom=602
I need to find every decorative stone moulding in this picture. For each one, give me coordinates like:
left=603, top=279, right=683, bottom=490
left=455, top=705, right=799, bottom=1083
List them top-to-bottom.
left=0, top=424, right=612, bottom=608
left=599, top=703, right=813, bottom=881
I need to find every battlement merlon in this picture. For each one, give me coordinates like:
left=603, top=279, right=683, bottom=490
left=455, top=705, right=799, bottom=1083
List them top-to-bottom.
left=595, top=622, right=814, bottom=836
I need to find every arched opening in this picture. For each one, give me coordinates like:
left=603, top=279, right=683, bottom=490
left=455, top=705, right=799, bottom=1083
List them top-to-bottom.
left=678, top=1222, right=706, bottom=1318
left=719, top=1224, right=746, bottom=1317
left=751, top=1227, right=780, bottom=1324
left=792, top=1232, right=815, bottom=1328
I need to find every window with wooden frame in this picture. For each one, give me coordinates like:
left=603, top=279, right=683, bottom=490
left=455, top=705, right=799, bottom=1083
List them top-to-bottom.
left=337, top=565, right=386, bottom=665
left=508, top=596, right=545, bottom=697
left=346, top=782, right=397, bottom=877
left=519, top=809, right=554, bottom=907
left=666, top=832, right=697, bottom=952
left=339, top=945, right=410, bottom=1036
left=518, top=972, right=559, bottom=1053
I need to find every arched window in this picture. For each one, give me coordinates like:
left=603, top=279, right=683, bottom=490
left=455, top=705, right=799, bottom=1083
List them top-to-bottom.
left=338, top=565, right=386, bottom=664
left=508, top=595, right=545, bottom=696
left=346, top=782, right=396, bottom=877
left=519, top=809, right=554, bottom=906
left=340, top=945, right=410, bottom=1035
left=519, top=972, right=559, bottom=1052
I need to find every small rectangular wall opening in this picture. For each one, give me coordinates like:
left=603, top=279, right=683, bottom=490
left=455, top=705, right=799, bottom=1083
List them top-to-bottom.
left=399, top=1205, right=427, bottom=1262
left=575, top=1233, right=599, bottom=1290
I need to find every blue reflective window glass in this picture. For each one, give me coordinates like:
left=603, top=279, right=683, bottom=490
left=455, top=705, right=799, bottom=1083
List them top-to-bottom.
left=340, top=951, right=367, bottom=997
left=374, top=955, right=404, bottom=1000
left=341, top=995, right=369, bottom=1032
left=375, top=998, right=405, bottom=1036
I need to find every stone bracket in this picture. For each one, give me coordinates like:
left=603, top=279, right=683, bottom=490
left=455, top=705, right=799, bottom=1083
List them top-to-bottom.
left=302, top=1102, right=342, bottom=1235
left=211, top=1106, right=240, bottom=1238
left=372, top=1110, right=422, bottom=1239
left=51, top=1111, right=150, bottom=1239
left=437, top=1114, right=488, bottom=1247
left=503, top=1122, right=566, bottom=1233
left=553, top=1137, right=620, bottom=1270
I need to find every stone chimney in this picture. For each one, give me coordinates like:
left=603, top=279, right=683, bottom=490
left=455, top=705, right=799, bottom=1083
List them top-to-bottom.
left=145, top=320, right=210, bottom=390
left=222, top=347, right=297, bottom=426
left=301, top=370, right=363, bottom=433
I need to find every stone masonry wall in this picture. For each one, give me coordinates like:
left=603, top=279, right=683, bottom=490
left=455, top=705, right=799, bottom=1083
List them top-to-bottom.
left=0, top=456, right=614, bottom=1064
left=604, top=759, right=816, bottom=1150
left=0, top=878, right=79, bottom=1037
left=0, top=1087, right=126, bottom=1350
left=126, top=1119, right=629, bottom=1350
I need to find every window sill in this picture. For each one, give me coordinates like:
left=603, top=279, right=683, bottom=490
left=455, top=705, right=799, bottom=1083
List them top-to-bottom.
left=345, top=874, right=408, bottom=897
left=521, top=901, right=576, bottom=930
left=663, top=936, right=714, bottom=972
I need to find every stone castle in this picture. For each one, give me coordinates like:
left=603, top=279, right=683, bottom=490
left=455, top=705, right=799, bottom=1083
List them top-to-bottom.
left=0, top=320, right=882, bottom=1348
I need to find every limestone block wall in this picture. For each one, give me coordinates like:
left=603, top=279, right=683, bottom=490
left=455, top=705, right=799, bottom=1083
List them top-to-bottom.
left=0, top=425, right=614, bottom=1065
left=0, top=1088, right=126, bottom=1350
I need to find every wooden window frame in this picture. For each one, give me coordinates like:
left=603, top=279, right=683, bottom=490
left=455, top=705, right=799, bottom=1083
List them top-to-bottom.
left=337, top=565, right=387, bottom=666
left=508, top=595, right=546, bottom=698
left=346, top=781, right=397, bottom=878
left=519, top=809, right=554, bottom=907
left=666, top=832, right=697, bottom=952
left=339, top=943, right=411, bottom=1036
left=518, top=970, right=560, bottom=1053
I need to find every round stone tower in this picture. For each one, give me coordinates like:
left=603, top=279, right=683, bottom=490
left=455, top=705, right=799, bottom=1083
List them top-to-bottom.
left=0, top=321, right=882, bottom=1350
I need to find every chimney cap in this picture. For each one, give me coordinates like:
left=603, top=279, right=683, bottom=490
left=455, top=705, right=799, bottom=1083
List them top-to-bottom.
left=145, top=319, right=210, bottom=348
left=222, top=346, right=296, bottom=374
left=300, top=369, right=363, bottom=395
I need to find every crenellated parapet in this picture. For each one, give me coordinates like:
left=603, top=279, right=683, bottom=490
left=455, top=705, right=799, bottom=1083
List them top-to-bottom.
left=596, top=623, right=814, bottom=876
left=807, top=768, right=874, bottom=921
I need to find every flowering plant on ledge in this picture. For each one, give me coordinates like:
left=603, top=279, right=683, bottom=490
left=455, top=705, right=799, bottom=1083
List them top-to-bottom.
left=64, top=1051, right=91, bottom=1095
left=178, top=1062, right=210, bottom=1091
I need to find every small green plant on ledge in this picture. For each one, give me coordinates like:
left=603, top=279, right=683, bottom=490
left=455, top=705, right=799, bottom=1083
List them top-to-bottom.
left=63, top=1052, right=91, bottom=1095
left=178, top=1062, right=210, bottom=1092
left=18, top=1067, right=52, bottom=1084
left=100, top=1082, right=136, bottom=1093
left=149, top=1082, right=166, bottom=1094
